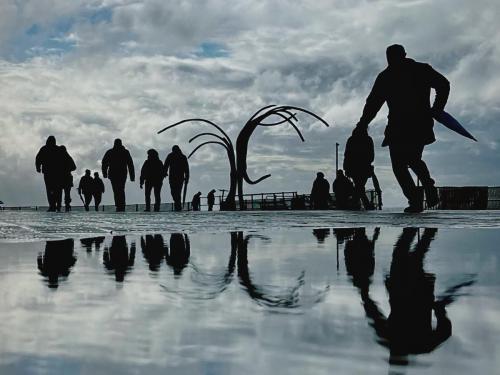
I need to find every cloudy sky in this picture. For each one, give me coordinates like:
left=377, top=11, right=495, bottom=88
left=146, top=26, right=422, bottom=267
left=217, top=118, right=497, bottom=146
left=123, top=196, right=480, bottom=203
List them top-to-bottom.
left=0, top=0, right=499, bottom=207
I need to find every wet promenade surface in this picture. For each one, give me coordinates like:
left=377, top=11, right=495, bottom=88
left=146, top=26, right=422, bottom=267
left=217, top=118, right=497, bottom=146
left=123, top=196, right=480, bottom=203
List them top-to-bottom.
left=0, top=212, right=499, bottom=374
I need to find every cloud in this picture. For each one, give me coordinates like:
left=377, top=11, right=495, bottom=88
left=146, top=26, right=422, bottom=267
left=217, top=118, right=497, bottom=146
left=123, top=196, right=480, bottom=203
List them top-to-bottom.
left=0, top=0, right=499, bottom=206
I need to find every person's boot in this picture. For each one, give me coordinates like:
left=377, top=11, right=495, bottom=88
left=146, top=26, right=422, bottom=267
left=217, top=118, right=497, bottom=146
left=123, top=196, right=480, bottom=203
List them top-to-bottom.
left=425, top=184, right=439, bottom=208
left=404, top=188, right=424, bottom=213
left=84, top=204, right=89, bottom=211
left=154, top=204, right=160, bottom=212
left=144, top=205, right=151, bottom=212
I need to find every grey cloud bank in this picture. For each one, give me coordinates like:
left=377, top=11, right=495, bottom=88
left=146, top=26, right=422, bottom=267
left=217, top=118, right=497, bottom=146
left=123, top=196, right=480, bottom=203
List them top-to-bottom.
left=0, top=0, right=499, bottom=206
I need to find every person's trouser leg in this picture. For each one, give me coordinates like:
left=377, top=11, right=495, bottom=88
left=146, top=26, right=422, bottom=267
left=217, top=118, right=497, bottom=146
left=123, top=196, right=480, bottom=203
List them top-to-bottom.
left=389, top=145, right=419, bottom=205
left=407, top=145, right=438, bottom=206
left=44, top=174, right=56, bottom=210
left=352, top=175, right=370, bottom=209
left=111, top=176, right=127, bottom=211
left=170, top=180, right=183, bottom=211
left=144, top=181, right=152, bottom=211
left=153, top=183, right=162, bottom=211
left=64, top=187, right=72, bottom=211
left=84, top=193, right=92, bottom=211
left=94, top=193, right=102, bottom=211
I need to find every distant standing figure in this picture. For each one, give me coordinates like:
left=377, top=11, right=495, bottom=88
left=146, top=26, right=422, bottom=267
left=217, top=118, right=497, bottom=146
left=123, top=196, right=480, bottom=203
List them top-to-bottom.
left=355, top=44, right=449, bottom=212
left=343, top=128, right=376, bottom=210
left=35, top=136, right=62, bottom=212
left=102, top=139, right=135, bottom=212
left=59, top=145, right=77, bottom=212
left=164, top=145, right=189, bottom=211
left=140, top=149, right=165, bottom=212
left=78, top=170, right=94, bottom=211
left=332, top=170, right=355, bottom=209
left=93, top=172, right=105, bottom=211
left=310, top=172, right=331, bottom=210
left=207, top=189, right=216, bottom=211
left=192, top=192, right=202, bottom=211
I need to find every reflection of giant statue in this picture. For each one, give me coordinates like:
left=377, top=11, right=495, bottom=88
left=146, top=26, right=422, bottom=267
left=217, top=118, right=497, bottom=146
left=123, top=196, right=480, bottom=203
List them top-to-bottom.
left=158, top=105, right=330, bottom=210
left=103, top=236, right=136, bottom=282
left=37, top=239, right=76, bottom=289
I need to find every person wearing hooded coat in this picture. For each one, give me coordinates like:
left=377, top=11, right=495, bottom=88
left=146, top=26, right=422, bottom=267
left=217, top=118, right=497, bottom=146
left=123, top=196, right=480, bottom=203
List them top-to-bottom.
left=36, top=136, right=62, bottom=211
left=101, top=139, right=135, bottom=212
left=164, top=145, right=189, bottom=211
left=140, top=149, right=165, bottom=212
left=310, top=172, right=331, bottom=210
left=207, top=189, right=216, bottom=211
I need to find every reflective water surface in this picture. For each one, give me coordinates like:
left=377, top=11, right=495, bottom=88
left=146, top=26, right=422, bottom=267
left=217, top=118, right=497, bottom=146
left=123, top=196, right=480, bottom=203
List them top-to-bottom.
left=0, top=227, right=499, bottom=374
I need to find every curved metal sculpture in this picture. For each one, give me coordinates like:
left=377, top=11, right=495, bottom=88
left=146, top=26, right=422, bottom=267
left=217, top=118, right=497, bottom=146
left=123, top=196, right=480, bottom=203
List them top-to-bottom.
left=158, top=105, right=331, bottom=211
left=235, top=105, right=330, bottom=209
left=158, top=119, right=237, bottom=209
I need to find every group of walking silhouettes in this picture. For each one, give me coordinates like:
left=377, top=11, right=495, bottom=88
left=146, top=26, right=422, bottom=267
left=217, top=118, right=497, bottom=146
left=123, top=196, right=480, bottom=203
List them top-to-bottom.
left=36, top=44, right=449, bottom=213
left=36, top=137, right=198, bottom=212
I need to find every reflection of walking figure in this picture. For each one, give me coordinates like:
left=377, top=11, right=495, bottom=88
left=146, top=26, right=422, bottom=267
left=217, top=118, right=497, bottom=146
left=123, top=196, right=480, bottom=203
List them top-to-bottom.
left=355, top=44, right=449, bottom=212
left=343, top=129, right=377, bottom=210
left=102, top=139, right=135, bottom=212
left=60, top=145, right=77, bottom=212
left=164, top=146, right=189, bottom=211
left=140, top=149, right=165, bottom=212
left=78, top=169, right=94, bottom=211
left=93, top=172, right=105, bottom=211
left=207, top=189, right=216, bottom=211
left=192, top=192, right=202, bottom=211
left=350, top=228, right=453, bottom=365
left=166, top=233, right=190, bottom=276
left=141, top=234, right=167, bottom=272
left=103, top=236, right=135, bottom=282
left=37, top=239, right=76, bottom=289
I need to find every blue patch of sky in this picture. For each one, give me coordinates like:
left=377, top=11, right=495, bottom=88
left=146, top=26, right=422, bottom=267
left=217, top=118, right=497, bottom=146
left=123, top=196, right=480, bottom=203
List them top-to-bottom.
left=4, top=6, right=113, bottom=61
left=195, top=42, right=230, bottom=58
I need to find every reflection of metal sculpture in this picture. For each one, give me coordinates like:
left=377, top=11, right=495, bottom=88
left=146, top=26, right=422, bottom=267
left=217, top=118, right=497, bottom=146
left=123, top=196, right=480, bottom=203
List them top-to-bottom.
left=158, top=105, right=330, bottom=210
left=158, top=119, right=237, bottom=209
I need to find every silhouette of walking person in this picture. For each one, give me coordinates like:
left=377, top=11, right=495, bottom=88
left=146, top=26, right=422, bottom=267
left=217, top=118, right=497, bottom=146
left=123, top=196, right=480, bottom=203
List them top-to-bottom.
left=355, top=44, right=449, bottom=212
left=344, top=129, right=376, bottom=210
left=35, top=136, right=62, bottom=211
left=102, top=139, right=135, bottom=212
left=59, top=145, right=77, bottom=212
left=164, top=145, right=189, bottom=211
left=140, top=149, right=165, bottom=212
left=78, top=169, right=94, bottom=211
left=332, top=170, right=354, bottom=209
left=92, top=172, right=105, bottom=211
left=310, top=172, right=331, bottom=209
left=207, top=189, right=216, bottom=211
left=192, top=192, right=202, bottom=211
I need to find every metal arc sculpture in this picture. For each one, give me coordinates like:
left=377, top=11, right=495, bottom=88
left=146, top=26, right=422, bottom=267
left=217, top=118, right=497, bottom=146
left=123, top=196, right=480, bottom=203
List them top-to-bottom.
left=158, top=105, right=331, bottom=210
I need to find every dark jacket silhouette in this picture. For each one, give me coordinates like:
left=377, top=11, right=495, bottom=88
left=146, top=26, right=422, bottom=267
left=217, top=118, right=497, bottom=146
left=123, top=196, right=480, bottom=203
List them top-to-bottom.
left=356, top=45, right=448, bottom=212
left=344, top=130, right=375, bottom=209
left=35, top=136, right=63, bottom=211
left=102, top=139, right=135, bottom=211
left=59, top=145, right=77, bottom=211
left=164, top=145, right=189, bottom=211
left=140, top=149, right=165, bottom=211
left=79, top=170, right=94, bottom=210
left=332, top=170, right=354, bottom=209
left=92, top=172, right=105, bottom=211
left=310, top=172, right=330, bottom=209
left=207, top=189, right=216, bottom=211
left=192, top=192, right=202, bottom=211
left=141, top=234, right=167, bottom=272
left=103, top=236, right=135, bottom=282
